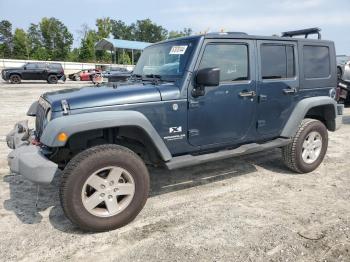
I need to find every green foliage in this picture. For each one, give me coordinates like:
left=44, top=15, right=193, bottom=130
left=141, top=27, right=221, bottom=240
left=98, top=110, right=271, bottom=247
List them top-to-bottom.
left=1, top=17, right=193, bottom=63
left=39, top=17, right=73, bottom=60
left=96, top=17, right=112, bottom=39
left=132, top=19, right=168, bottom=42
left=0, top=20, right=13, bottom=58
left=111, top=20, right=134, bottom=40
left=27, top=23, right=48, bottom=60
left=12, top=28, right=29, bottom=59
left=168, top=28, right=193, bottom=39
left=79, top=30, right=97, bottom=62
left=67, top=48, right=80, bottom=62
left=119, top=51, right=131, bottom=65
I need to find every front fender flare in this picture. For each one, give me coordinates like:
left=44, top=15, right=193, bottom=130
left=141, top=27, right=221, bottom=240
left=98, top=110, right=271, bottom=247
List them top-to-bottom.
left=281, top=96, right=338, bottom=138
left=40, top=111, right=172, bottom=161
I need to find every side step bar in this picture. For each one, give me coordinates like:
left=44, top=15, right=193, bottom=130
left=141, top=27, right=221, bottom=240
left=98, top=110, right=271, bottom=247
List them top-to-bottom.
left=165, top=138, right=291, bottom=170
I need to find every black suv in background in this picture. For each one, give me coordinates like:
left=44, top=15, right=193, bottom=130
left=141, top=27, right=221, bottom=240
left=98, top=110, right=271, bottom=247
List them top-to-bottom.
left=1, top=62, right=65, bottom=84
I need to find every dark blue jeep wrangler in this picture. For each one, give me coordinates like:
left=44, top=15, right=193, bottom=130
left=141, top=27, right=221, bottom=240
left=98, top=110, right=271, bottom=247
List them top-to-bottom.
left=6, top=28, right=343, bottom=231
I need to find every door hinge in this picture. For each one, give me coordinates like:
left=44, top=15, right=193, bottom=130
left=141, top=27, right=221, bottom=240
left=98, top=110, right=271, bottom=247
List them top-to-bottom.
left=258, top=94, right=267, bottom=102
left=188, top=100, right=200, bottom=109
left=188, top=129, right=199, bottom=137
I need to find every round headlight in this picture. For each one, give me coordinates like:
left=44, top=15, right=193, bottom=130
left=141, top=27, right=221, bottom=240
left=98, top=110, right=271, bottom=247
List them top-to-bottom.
left=46, top=109, right=52, bottom=121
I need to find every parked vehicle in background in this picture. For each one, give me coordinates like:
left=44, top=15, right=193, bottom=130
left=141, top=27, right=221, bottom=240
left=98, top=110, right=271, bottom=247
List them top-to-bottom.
left=6, top=28, right=343, bottom=232
left=337, top=55, right=350, bottom=82
left=335, top=56, right=350, bottom=104
left=1, top=62, right=65, bottom=84
left=102, top=67, right=132, bottom=82
left=68, top=69, right=101, bottom=81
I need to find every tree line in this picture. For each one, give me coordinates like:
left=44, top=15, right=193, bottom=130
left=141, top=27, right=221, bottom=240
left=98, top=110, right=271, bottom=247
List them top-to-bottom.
left=0, top=18, right=192, bottom=64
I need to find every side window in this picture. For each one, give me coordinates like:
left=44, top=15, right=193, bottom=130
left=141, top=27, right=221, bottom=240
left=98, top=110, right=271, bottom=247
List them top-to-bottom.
left=199, top=44, right=249, bottom=81
left=261, top=44, right=295, bottom=79
left=303, top=46, right=330, bottom=79
left=26, top=63, right=37, bottom=69
left=37, top=63, right=46, bottom=69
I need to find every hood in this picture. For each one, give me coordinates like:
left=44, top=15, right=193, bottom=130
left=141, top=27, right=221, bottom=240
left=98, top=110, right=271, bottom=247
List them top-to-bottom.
left=2, top=67, right=23, bottom=71
left=43, top=83, right=164, bottom=112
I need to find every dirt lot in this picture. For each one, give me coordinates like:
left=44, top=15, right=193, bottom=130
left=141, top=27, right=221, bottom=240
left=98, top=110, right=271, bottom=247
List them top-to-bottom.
left=0, top=80, right=349, bottom=262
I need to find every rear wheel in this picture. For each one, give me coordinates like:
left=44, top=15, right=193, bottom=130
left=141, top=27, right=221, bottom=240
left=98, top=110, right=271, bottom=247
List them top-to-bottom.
left=10, top=74, right=21, bottom=84
left=47, top=75, right=58, bottom=84
left=282, top=119, right=328, bottom=173
left=59, top=144, right=150, bottom=232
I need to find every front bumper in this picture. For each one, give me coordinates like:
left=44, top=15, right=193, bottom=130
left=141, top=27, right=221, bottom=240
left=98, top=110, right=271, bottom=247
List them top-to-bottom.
left=6, top=121, right=58, bottom=185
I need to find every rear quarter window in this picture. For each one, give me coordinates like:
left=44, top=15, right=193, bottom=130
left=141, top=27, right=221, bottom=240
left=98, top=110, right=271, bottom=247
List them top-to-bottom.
left=303, top=46, right=330, bottom=79
left=48, top=63, right=63, bottom=70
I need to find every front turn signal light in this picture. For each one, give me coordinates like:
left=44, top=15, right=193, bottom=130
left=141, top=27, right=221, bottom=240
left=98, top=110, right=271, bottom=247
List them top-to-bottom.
left=57, top=132, right=68, bottom=142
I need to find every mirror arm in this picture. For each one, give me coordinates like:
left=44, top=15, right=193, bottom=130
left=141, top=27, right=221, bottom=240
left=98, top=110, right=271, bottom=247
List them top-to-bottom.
left=192, top=85, right=206, bottom=98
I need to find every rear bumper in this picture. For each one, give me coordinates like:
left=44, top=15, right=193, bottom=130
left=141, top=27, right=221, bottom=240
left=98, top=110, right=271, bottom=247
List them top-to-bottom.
left=6, top=121, right=58, bottom=185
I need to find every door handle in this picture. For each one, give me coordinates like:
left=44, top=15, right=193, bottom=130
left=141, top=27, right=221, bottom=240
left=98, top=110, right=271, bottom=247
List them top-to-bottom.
left=283, top=87, right=297, bottom=94
left=239, top=90, right=256, bottom=97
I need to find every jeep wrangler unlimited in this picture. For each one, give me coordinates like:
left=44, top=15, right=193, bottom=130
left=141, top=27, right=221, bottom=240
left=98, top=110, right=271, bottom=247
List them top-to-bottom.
left=6, top=28, right=343, bottom=232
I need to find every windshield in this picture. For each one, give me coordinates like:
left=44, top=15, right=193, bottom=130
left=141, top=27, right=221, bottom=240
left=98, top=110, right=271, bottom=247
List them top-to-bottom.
left=133, top=38, right=198, bottom=79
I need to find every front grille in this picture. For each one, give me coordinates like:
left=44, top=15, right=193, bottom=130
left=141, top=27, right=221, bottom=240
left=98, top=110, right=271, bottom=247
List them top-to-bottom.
left=35, top=98, right=50, bottom=139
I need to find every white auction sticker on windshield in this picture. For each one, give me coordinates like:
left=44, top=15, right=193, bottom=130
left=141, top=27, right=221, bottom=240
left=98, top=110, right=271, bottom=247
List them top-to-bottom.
left=169, top=45, right=188, bottom=55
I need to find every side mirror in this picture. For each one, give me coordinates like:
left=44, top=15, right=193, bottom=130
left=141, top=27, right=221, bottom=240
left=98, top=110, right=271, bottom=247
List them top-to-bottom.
left=23, top=66, right=26, bottom=70
left=193, top=67, right=220, bottom=97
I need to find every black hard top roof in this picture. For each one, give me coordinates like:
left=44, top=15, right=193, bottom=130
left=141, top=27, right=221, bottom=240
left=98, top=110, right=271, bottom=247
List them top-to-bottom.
left=156, top=29, right=332, bottom=45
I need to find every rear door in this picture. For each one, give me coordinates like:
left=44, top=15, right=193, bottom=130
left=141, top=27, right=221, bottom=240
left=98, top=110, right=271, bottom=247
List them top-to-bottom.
left=188, top=39, right=257, bottom=147
left=256, top=40, right=299, bottom=139
left=37, top=63, right=48, bottom=80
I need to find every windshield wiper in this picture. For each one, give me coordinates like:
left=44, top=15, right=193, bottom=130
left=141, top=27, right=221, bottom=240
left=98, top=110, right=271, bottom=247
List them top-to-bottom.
left=130, top=74, right=142, bottom=79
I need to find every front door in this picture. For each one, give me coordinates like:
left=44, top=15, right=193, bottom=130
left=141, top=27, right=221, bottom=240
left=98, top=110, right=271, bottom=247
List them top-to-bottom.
left=188, top=40, right=257, bottom=147
left=256, top=40, right=299, bottom=139
left=22, top=63, right=39, bottom=80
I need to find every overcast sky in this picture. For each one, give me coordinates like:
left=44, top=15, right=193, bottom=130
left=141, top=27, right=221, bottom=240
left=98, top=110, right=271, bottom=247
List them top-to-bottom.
left=0, top=0, right=349, bottom=54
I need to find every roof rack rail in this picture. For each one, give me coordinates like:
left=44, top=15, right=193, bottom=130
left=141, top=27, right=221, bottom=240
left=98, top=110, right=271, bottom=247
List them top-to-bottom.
left=282, top=28, right=321, bottom=39
left=206, top=32, right=248, bottom=36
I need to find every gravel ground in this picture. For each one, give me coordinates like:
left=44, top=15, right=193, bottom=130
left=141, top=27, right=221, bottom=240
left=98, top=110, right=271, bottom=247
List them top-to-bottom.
left=0, top=80, right=350, bottom=262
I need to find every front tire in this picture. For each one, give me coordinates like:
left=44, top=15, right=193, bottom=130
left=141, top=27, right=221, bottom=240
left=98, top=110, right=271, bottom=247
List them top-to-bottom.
left=10, top=74, right=21, bottom=84
left=282, top=119, right=328, bottom=173
left=59, top=144, right=150, bottom=232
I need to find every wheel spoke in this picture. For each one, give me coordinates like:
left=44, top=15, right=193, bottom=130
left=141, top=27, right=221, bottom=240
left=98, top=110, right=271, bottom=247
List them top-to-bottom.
left=308, top=132, right=316, bottom=142
left=313, top=139, right=322, bottom=149
left=302, top=149, right=309, bottom=160
left=309, top=150, right=317, bottom=160
left=107, top=167, right=124, bottom=183
left=87, top=174, right=107, bottom=190
left=116, top=183, right=135, bottom=196
left=84, top=192, right=103, bottom=211
left=105, top=197, right=119, bottom=214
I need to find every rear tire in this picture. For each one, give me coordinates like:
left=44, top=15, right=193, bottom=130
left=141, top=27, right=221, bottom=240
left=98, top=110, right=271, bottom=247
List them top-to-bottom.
left=10, top=74, right=21, bottom=84
left=47, top=75, right=58, bottom=84
left=282, top=119, right=328, bottom=173
left=59, top=144, right=150, bottom=232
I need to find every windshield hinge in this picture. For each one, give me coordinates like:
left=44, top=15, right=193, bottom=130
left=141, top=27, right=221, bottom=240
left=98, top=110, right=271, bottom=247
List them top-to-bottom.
left=61, top=100, right=70, bottom=115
